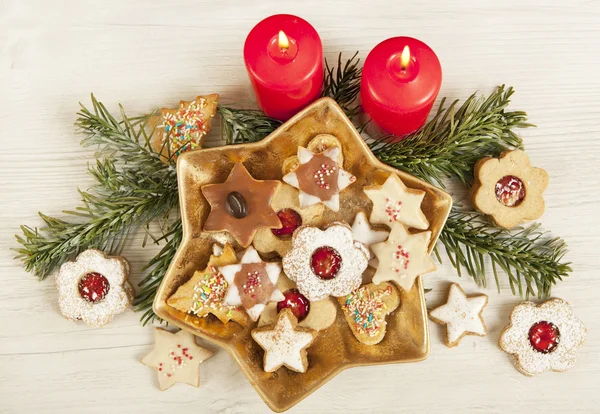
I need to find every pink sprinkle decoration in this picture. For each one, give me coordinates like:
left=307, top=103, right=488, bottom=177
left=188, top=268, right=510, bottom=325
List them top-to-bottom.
left=313, top=164, right=336, bottom=189
left=384, top=197, right=403, bottom=223
left=392, top=245, right=410, bottom=273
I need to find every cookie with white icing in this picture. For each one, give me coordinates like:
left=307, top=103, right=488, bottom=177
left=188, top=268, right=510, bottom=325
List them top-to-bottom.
left=351, top=211, right=390, bottom=268
left=220, top=247, right=284, bottom=321
left=429, top=283, right=488, bottom=347
left=251, top=308, right=316, bottom=373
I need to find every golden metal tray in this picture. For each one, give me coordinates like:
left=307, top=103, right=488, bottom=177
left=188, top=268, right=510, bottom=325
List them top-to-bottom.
left=153, top=98, right=452, bottom=412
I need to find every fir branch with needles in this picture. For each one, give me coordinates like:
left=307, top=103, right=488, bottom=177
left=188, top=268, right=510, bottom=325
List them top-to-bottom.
left=322, top=51, right=362, bottom=117
left=370, top=85, right=532, bottom=187
left=217, top=106, right=282, bottom=145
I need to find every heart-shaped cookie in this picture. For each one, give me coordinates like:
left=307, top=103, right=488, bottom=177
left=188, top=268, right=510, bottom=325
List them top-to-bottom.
left=338, top=282, right=400, bottom=345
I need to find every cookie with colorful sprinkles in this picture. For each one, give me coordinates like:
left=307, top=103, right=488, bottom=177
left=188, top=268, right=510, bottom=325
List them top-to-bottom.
left=167, top=243, right=248, bottom=326
left=338, top=282, right=400, bottom=345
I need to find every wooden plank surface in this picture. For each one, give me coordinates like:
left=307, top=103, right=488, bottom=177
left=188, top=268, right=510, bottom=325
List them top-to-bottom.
left=1, top=0, right=599, bottom=412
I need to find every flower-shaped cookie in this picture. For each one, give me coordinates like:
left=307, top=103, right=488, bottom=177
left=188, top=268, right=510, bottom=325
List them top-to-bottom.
left=283, top=146, right=356, bottom=212
left=471, top=150, right=549, bottom=229
left=202, top=162, right=282, bottom=247
left=253, top=183, right=325, bottom=257
left=282, top=223, right=369, bottom=301
left=220, top=247, right=284, bottom=321
left=55, top=249, right=134, bottom=328
left=258, top=274, right=337, bottom=331
left=499, top=299, right=586, bottom=376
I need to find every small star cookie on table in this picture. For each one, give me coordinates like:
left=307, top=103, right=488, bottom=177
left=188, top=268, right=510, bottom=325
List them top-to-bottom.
left=283, top=146, right=356, bottom=212
left=201, top=162, right=282, bottom=247
left=364, top=172, right=429, bottom=230
left=351, top=211, right=390, bottom=268
left=371, top=222, right=436, bottom=292
left=167, top=243, right=248, bottom=325
left=219, top=247, right=284, bottom=321
left=428, top=283, right=488, bottom=347
left=252, top=308, right=316, bottom=373
left=141, top=328, right=213, bottom=390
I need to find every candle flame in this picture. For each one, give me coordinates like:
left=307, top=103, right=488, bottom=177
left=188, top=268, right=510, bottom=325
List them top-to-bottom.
left=278, top=30, right=289, bottom=50
left=400, top=45, right=410, bottom=70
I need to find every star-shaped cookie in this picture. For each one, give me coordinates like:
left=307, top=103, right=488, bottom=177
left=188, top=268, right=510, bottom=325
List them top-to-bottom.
left=283, top=146, right=356, bottom=212
left=201, top=163, right=281, bottom=247
left=364, top=173, right=429, bottom=230
left=351, top=211, right=390, bottom=268
left=371, top=222, right=436, bottom=292
left=167, top=243, right=248, bottom=325
left=220, top=247, right=284, bottom=321
left=429, top=283, right=488, bottom=347
left=251, top=308, right=316, bottom=373
left=141, top=328, right=213, bottom=390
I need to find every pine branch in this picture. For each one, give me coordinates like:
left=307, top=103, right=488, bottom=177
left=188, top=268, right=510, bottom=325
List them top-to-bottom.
left=322, top=52, right=362, bottom=118
left=370, top=85, right=533, bottom=187
left=14, top=96, right=178, bottom=280
left=217, top=106, right=282, bottom=145
left=438, top=210, right=571, bottom=298
left=134, top=219, right=183, bottom=325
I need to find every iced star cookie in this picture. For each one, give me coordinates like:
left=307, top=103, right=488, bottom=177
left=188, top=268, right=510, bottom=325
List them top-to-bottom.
left=153, top=94, right=218, bottom=160
left=282, top=146, right=356, bottom=212
left=471, top=150, right=549, bottom=229
left=201, top=163, right=282, bottom=247
left=364, top=172, right=429, bottom=230
left=253, top=183, right=325, bottom=257
left=351, top=211, right=390, bottom=268
left=371, top=222, right=436, bottom=292
left=282, top=223, right=369, bottom=301
left=167, top=243, right=248, bottom=325
left=219, top=247, right=284, bottom=321
left=55, top=249, right=134, bottom=328
left=258, top=274, right=337, bottom=331
left=338, top=282, right=400, bottom=345
left=429, top=283, right=488, bottom=347
left=499, top=298, right=586, bottom=376
left=252, top=308, right=316, bottom=373
left=141, top=328, right=213, bottom=390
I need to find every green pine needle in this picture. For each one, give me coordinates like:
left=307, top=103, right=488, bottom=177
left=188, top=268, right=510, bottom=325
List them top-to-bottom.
left=322, top=51, right=362, bottom=117
left=217, top=106, right=282, bottom=145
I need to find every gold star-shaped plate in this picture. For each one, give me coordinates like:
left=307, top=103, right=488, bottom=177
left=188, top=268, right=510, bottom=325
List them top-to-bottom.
left=153, top=98, right=452, bottom=412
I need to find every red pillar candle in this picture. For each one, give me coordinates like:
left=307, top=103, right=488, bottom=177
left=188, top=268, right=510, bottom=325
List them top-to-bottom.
left=244, top=14, right=324, bottom=121
left=361, top=37, right=442, bottom=138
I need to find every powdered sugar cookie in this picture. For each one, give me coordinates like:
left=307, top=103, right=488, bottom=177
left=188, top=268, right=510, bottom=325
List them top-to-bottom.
left=364, top=172, right=429, bottom=230
left=282, top=223, right=369, bottom=301
left=167, top=243, right=248, bottom=325
left=219, top=247, right=284, bottom=321
left=55, top=249, right=134, bottom=328
left=338, top=282, right=400, bottom=345
left=428, top=283, right=488, bottom=347
left=251, top=308, right=316, bottom=373
left=141, top=328, right=213, bottom=390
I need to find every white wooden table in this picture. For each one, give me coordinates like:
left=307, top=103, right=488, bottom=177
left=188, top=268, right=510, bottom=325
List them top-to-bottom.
left=2, top=1, right=599, bottom=412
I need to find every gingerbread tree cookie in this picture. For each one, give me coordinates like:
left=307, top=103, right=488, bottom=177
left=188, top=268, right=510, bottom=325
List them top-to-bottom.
left=153, top=94, right=218, bottom=160
left=282, top=146, right=356, bottom=212
left=471, top=150, right=548, bottom=229
left=201, top=163, right=281, bottom=247
left=364, top=172, right=429, bottom=230
left=253, top=183, right=325, bottom=257
left=371, top=223, right=436, bottom=292
left=167, top=243, right=248, bottom=325
left=219, top=247, right=284, bottom=321
left=338, top=282, right=400, bottom=345
left=428, top=283, right=488, bottom=347
left=499, top=298, right=586, bottom=376
left=252, top=308, right=316, bottom=373
left=141, top=328, right=213, bottom=390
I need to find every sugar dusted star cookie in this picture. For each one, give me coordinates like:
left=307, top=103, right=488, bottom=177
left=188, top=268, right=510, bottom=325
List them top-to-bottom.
left=282, top=146, right=356, bottom=212
left=201, top=163, right=282, bottom=247
left=364, top=173, right=429, bottom=230
left=351, top=211, right=390, bottom=268
left=371, top=222, right=436, bottom=292
left=167, top=243, right=248, bottom=325
left=219, top=247, right=284, bottom=321
left=429, top=283, right=488, bottom=347
left=252, top=308, right=316, bottom=373
left=141, top=328, right=213, bottom=390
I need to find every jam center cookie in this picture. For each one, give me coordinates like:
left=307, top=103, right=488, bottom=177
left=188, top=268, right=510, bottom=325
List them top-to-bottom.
left=495, top=175, right=526, bottom=207
left=528, top=321, right=560, bottom=354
